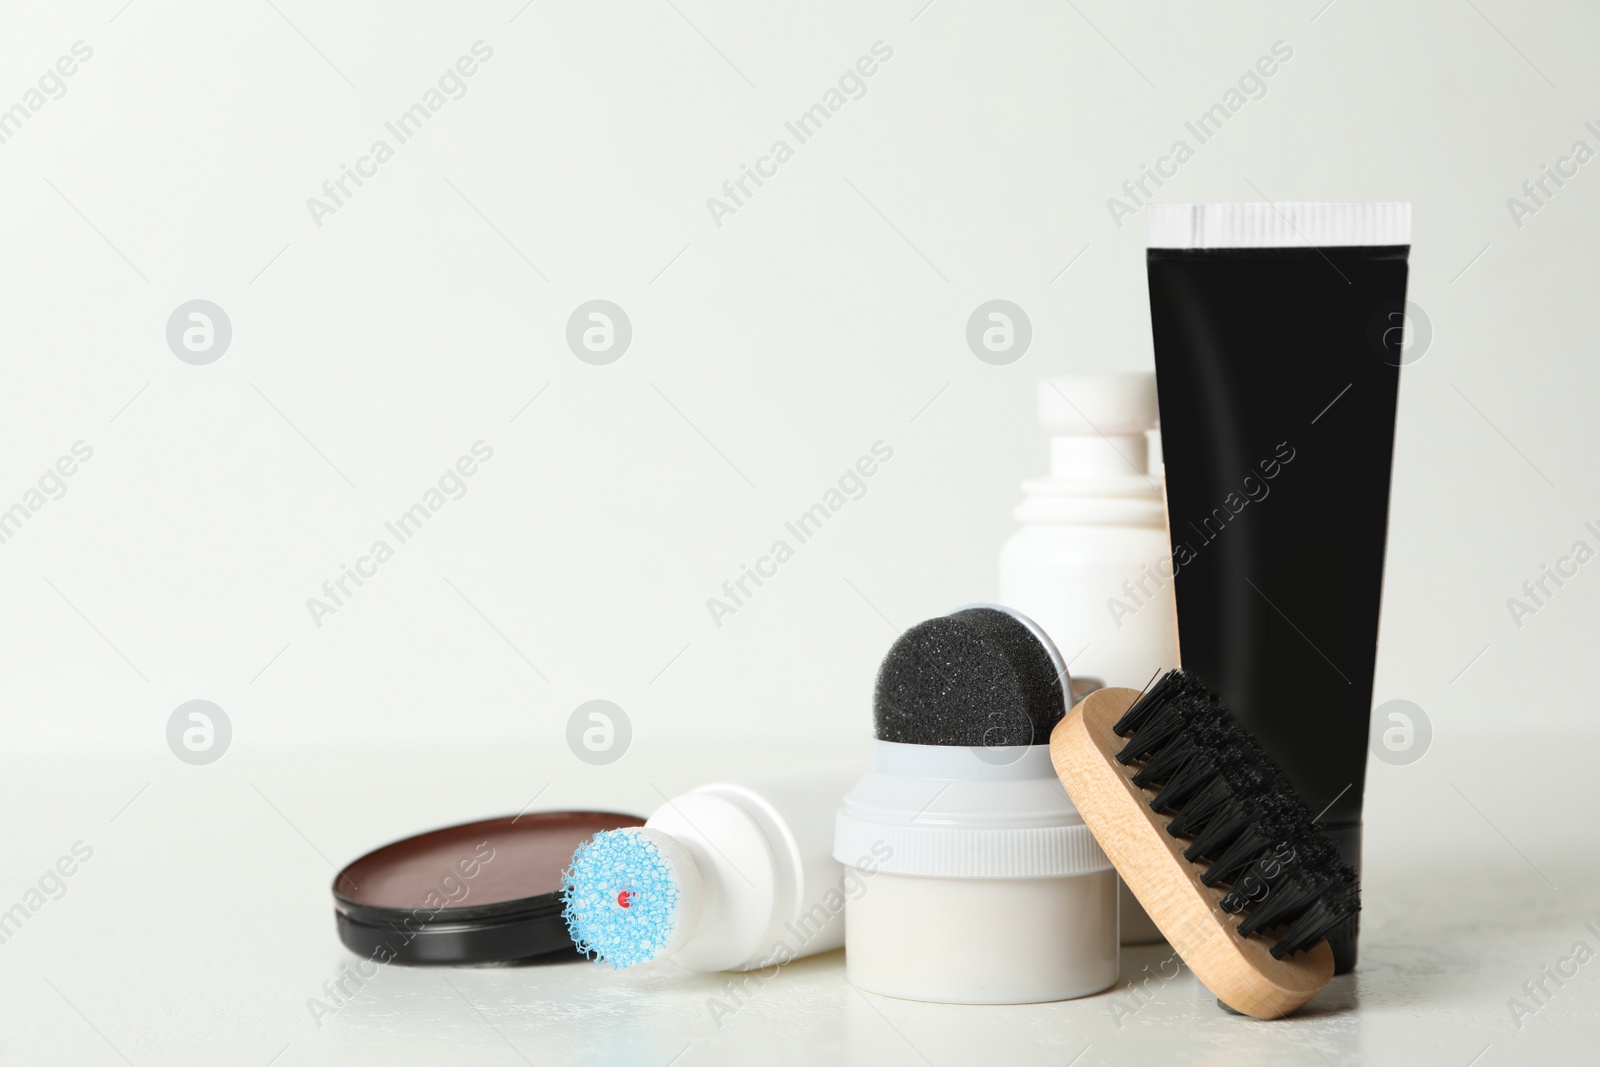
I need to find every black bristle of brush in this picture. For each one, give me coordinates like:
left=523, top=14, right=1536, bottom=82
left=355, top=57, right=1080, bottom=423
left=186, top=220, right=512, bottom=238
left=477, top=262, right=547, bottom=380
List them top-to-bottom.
left=1113, top=668, right=1360, bottom=961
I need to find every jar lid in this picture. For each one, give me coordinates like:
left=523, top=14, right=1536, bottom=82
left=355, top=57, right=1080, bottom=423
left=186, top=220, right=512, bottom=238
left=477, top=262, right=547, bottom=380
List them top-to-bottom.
left=833, top=742, right=1112, bottom=879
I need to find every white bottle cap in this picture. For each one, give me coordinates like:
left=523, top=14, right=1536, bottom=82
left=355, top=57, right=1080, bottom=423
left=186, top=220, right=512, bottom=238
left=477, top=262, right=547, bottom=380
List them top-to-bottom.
left=1037, top=373, right=1157, bottom=436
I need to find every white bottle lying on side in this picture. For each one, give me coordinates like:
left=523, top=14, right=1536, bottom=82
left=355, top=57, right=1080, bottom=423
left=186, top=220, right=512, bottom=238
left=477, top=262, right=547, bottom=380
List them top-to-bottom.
left=561, top=767, right=860, bottom=972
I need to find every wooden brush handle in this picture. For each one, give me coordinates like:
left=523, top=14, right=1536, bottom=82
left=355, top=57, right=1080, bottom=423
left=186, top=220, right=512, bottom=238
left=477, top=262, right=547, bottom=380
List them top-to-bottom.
left=1051, top=687, right=1333, bottom=1019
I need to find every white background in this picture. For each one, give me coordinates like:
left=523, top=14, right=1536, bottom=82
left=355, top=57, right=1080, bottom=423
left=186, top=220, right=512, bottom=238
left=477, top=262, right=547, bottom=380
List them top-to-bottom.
left=3, top=0, right=1595, bottom=752
left=2, top=2, right=1598, bottom=1065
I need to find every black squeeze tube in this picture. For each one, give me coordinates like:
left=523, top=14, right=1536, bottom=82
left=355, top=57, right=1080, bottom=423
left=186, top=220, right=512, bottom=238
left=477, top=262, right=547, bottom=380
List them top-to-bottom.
left=1146, top=211, right=1409, bottom=974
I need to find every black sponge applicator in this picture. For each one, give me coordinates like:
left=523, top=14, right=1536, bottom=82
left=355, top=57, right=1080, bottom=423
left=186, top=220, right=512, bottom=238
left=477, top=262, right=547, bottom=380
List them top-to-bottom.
left=873, top=606, right=1068, bottom=747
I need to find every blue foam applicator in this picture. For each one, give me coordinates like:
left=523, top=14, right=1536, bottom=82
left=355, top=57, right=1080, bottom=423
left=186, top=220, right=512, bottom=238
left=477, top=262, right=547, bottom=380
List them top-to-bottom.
left=561, top=827, right=696, bottom=969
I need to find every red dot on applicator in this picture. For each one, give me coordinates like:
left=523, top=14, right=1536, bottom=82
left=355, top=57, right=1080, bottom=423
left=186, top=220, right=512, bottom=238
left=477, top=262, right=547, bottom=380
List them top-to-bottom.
left=617, top=890, right=632, bottom=908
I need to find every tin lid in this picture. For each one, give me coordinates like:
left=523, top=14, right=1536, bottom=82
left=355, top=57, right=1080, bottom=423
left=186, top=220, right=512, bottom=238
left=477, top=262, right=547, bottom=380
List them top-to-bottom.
left=332, top=811, right=645, bottom=965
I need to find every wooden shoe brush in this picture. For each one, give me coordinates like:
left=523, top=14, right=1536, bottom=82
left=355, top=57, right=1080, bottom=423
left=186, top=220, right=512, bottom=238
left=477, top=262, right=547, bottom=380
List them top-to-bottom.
left=1050, top=669, right=1357, bottom=1018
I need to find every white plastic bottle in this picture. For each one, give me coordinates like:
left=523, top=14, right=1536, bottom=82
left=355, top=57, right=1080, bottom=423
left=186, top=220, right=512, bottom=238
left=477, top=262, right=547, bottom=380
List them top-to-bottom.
left=999, top=372, right=1178, bottom=943
left=562, top=767, right=860, bottom=972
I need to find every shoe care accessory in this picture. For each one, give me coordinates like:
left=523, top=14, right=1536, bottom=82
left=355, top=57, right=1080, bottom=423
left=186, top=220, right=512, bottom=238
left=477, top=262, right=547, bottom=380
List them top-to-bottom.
left=1145, top=202, right=1411, bottom=973
left=835, top=605, right=1118, bottom=1004
left=1051, top=670, right=1359, bottom=1018
left=561, top=767, right=859, bottom=972
left=333, top=811, right=644, bottom=965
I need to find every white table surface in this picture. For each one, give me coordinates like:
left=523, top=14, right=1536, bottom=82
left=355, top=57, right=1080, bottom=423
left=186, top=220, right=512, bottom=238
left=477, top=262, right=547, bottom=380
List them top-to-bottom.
left=4, top=726, right=1594, bottom=1067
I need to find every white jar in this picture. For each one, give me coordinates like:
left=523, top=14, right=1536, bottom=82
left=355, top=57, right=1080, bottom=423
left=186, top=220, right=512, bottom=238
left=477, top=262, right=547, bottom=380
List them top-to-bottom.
left=999, top=373, right=1178, bottom=945
left=834, top=742, right=1118, bottom=1004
